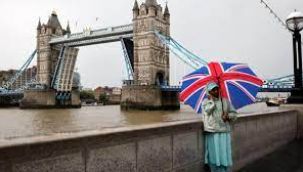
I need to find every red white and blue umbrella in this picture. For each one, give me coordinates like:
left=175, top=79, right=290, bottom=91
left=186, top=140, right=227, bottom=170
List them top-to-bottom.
left=179, top=61, right=263, bottom=113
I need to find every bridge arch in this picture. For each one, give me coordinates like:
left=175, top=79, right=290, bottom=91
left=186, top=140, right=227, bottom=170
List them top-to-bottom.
left=155, top=71, right=165, bottom=86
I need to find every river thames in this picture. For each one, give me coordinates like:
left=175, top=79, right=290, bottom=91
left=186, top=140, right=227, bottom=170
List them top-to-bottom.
left=0, top=103, right=279, bottom=141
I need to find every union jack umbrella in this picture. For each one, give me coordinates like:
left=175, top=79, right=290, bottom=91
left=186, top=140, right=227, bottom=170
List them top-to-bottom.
left=179, top=62, right=263, bottom=113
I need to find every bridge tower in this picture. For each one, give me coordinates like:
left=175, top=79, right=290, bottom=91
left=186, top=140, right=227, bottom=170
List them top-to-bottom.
left=121, top=0, right=179, bottom=110
left=132, top=0, right=170, bottom=85
left=36, top=11, right=68, bottom=87
left=20, top=12, right=81, bottom=108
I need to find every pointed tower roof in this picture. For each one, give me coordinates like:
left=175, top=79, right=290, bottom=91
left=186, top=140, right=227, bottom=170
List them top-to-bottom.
left=133, top=0, right=139, bottom=11
left=145, top=0, right=157, bottom=7
left=164, top=3, right=170, bottom=15
left=47, top=11, right=62, bottom=29
left=37, top=18, right=42, bottom=30
left=66, top=22, right=71, bottom=33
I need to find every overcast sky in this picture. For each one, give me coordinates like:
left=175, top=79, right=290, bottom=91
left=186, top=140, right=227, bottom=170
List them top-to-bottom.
left=0, top=0, right=302, bottom=88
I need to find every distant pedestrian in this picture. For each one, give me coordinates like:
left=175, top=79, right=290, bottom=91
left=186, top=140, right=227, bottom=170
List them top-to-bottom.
left=202, top=82, right=237, bottom=172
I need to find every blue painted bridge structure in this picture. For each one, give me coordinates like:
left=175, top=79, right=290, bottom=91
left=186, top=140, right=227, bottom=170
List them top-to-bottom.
left=160, top=74, right=301, bottom=93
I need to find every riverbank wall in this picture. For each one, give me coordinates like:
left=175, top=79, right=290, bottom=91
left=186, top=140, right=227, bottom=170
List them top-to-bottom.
left=0, top=109, right=299, bottom=172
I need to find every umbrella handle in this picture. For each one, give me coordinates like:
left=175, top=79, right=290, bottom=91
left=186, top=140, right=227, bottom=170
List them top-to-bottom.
left=218, top=88, right=228, bottom=122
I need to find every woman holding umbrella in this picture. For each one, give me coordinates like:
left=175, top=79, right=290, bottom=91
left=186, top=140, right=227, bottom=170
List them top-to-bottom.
left=179, top=61, right=263, bottom=171
left=202, top=82, right=237, bottom=172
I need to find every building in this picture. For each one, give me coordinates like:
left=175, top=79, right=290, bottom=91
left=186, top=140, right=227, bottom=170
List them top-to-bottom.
left=0, top=66, right=37, bottom=89
left=0, top=70, right=15, bottom=87
left=72, top=72, right=81, bottom=89
left=94, top=86, right=122, bottom=104
left=94, top=86, right=112, bottom=99
left=109, top=87, right=122, bottom=104
left=112, top=87, right=122, bottom=95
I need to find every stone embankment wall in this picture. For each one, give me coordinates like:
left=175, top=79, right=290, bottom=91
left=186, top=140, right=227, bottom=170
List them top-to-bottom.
left=0, top=110, right=298, bottom=172
left=232, top=110, right=297, bottom=171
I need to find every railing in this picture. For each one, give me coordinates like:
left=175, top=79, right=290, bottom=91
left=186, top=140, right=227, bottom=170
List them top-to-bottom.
left=160, top=85, right=293, bottom=92
left=160, top=85, right=181, bottom=91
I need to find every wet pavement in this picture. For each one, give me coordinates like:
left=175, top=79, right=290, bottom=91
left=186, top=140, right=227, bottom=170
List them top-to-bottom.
left=239, top=140, right=303, bottom=172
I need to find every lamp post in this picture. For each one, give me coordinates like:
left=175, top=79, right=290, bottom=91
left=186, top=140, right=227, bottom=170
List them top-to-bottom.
left=286, top=10, right=303, bottom=103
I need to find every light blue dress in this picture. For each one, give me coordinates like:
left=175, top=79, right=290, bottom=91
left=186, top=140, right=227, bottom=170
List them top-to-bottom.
left=202, top=97, right=236, bottom=172
left=204, top=132, right=232, bottom=172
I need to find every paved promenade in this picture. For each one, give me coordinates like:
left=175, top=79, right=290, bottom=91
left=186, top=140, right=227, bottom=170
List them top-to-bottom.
left=239, top=140, right=303, bottom=172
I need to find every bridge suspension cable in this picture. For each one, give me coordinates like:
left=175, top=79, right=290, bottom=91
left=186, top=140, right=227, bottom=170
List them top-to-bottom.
left=259, top=0, right=303, bottom=46
left=260, top=0, right=288, bottom=30
left=154, top=31, right=208, bottom=70
left=3, top=50, right=37, bottom=90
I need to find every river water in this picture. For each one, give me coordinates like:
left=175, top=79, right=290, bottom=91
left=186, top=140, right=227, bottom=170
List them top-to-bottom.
left=0, top=103, right=278, bottom=141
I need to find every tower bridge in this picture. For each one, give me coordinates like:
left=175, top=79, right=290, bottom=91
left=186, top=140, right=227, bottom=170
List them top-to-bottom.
left=1, top=0, right=300, bottom=108
left=19, top=0, right=178, bottom=109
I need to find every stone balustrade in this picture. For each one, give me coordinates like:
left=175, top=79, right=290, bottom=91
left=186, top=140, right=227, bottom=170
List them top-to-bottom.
left=0, top=109, right=298, bottom=172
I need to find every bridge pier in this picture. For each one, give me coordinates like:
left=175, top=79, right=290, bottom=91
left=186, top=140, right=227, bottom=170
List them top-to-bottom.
left=121, top=85, right=180, bottom=110
left=20, top=90, right=81, bottom=109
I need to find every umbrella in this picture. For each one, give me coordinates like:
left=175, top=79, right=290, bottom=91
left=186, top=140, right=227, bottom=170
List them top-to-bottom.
left=179, top=61, right=263, bottom=113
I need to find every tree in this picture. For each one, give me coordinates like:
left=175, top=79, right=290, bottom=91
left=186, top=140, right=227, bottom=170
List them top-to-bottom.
left=80, top=90, right=96, bottom=103
left=99, top=94, right=109, bottom=105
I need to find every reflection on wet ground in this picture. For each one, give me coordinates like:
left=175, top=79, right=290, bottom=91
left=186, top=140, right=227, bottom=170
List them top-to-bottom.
left=239, top=140, right=303, bottom=172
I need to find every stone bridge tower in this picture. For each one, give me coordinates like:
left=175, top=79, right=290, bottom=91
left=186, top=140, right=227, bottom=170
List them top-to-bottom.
left=121, top=0, right=179, bottom=110
left=132, top=0, right=170, bottom=85
left=36, top=11, right=70, bottom=88
left=20, top=12, right=80, bottom=108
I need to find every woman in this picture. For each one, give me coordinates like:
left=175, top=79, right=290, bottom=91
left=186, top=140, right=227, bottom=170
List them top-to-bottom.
left=202, top=82, right=237, bottom=172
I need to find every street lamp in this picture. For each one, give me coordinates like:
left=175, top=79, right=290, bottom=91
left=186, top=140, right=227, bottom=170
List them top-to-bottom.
left=286, top=10, right=303, bottom=103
